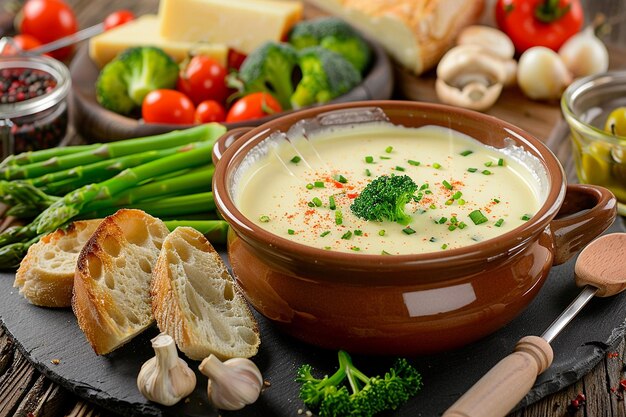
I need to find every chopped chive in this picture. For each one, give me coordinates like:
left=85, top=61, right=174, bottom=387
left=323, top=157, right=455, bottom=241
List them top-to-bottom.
left=385, top=146, right=393, bottom=153
left=460, top=150, right=473, bottom=156
left=290, top=156, right=301, bottom=163
left=365, top=156, right=374, bottom=163
left=380, top=156, right=391, bottom=160
left=498, top=158, right=505, bottom=166
left=408, top=160, right=420, bottom=166
left=484, top=161, right=493, bottom=167
left=433, top=163, right=442, bottom=169
left=395, top=166, right=405, bottom=172
left=467, top=168, right=478, bottom=173
left=365, top=169, right=372, bottom=176
left=482, top=170, right=492, bottom=175
left=334, top=174, right=348, bottom=183
left=442, top=180, right=453, bottom=190
left=314, top=181, right=325, bottom=188
left=306, top=183, right=314, bottom=190
left=420, top=183, right=429, bottom=190
left=425, top=190, right=433, bottom=195
left=452, top=191, right=463, bottom=200
left=414, top=193, right=423, bottom=202
left=329, top=196, right=336, bottom=210
left=312, top=197, right=323, bottom=207
left=493, top=198, right=500, bottom=204
left=445, top=199, right=454, bottom=206
left=458, top=199, right=466, bottom=205
left=307, top=202, right=315, bottom=207
left=429, top=204, right=437, bottom=210
left=335, top=210, right=343, bottom=225
left=469, top=210, right=488, bottom=225
left=521, top=214, right=532, bottom=221
left=259, top=215, right=270, bottom=223
left=451, top=216, right=458, bottom=224
left=437, top=217, right=447, bottom=224
left=494, top=219, right=504, bottom=227
left=458, top=222, right=467, bottom=229
left=448, top=225, right=457, bottom=231
left=402, top=226, right=416, bottom=235
left=288, top=229, right=295, bottom=235
left=320, top=230, right=331, bottom=237
left=354, top=230, right=363, bottom=236
left=378, top=230, right=385, bottom=236
left=341, top=231, right=353, bottom=240
left=429, top=237, right=437, bottom=242
left=441, top=244, right=448, bottom=250
left=324, top=246, right=332, bottom=250
left=351, top=246, right=360, bottom=251
left=381, top=250, right=391, bottom=255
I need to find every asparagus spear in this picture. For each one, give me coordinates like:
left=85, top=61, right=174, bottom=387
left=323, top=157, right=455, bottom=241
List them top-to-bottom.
left=3, top=123, right=225, bottom=180
left=0, top=144, right=100, bottom=169
left=84, top=192, right=215, bottom=219
left=164, top=220, right=229, bottom=245
left=0, top=236, right=42, bottom=269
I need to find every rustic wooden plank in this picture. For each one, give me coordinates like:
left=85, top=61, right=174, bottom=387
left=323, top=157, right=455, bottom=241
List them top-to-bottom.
left=0, top=327, right=15, bottom=376
left=0, top=350, right=38, bottom=417
left=13, top=374, right=72, bottom=417
left=65, top=401, right=107, bottom=417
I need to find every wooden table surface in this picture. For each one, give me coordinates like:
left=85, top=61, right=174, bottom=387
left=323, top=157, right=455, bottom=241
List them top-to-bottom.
left=1, top=0, right=626, bottom=416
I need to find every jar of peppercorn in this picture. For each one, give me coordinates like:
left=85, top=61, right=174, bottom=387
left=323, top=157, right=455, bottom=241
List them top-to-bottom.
left=0, top=54, right=70, bottom=158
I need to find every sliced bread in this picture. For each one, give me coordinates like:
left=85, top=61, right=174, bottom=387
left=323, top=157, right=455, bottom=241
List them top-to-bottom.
left=72, top=209, right=170, bottom=355
left=14, top=219, right=102, bottom=308
left=151, top=227, right=260, bottom=360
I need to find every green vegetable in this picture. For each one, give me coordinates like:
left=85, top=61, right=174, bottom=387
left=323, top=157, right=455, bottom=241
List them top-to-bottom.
left=288, top=17, right=371, bottom=73
left=237, top=41, right=299, bottom=110
left=96, top=46, right=179, bottom=115
left=291, top=46, right=361, bottom=109
left=0, top=144, right=99, bottom=169
left=350, top=175, right=417, bottom=225
left=469, top=210, right=488, bottom=225
left=164, top=220, right=229, bottom=245
left=296, top=350, right=422, bottom=417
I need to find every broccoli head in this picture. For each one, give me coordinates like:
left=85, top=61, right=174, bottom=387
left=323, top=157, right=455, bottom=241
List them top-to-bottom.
left=288, top=17, right=371, bottom=73
left=237, top=41, right=299, bottom=110
left=96, top=46, right=178, bottom=115
left=291, top=46, right=361, bottom=109
left=350, top=175, right=418, bottom=225
left=296, top=350, right=422, bottom=417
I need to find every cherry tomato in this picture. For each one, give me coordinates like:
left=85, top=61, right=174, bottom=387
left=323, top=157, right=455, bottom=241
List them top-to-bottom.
left=18, top=0, right=78, bottom=60
left=495, top=0, right=583, bottom=53
left=103, top=10, right=135, bottom=31
left=1, top=34, right=42, bottom=55
left=227, top=49, right=247, bottom=71
left=176, top=56, right=228, bottom=106
left=142, top=89, right=195, bottom=125
left=226, top=92, right=282, bottom=123
left=195, top=100, right=226, bottom=123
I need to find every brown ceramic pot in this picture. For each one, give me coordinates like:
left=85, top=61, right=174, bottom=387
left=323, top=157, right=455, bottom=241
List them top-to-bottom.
left=212, top=101, right=617, bottom=355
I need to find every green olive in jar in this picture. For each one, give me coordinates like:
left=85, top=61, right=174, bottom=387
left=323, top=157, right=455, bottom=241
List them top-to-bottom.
left=605, top=107, right=626, bottom=137
left=581, top=141, right=613, bottom=185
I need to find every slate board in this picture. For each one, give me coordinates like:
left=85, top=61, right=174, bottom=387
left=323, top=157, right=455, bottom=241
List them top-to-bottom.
left=1, top=217, right=625, bottom=417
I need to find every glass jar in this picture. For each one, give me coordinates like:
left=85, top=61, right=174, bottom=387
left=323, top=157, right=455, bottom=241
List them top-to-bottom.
left=0, top=54, right=71, bottom=158
left=561, top=71, right=626, bottom=216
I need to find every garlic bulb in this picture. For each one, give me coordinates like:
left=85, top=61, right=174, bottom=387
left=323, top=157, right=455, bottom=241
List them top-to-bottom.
left=559, top=27, right=609, bottom=78
left=517, top=47, right=572, bottom=100
left=137, top=334, right=196, bottom=406
left=198, top=355, right=263, bottom=410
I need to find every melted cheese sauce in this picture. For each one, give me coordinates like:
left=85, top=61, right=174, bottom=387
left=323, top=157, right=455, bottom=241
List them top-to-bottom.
left=235, top=124, right=543, bottom=255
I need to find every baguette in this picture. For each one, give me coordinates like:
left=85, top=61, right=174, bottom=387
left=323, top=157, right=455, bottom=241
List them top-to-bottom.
left=72, top=209, right=170, bottom=355
left=14, top=220, right=102, bottom=308
left=151, top=227, right=260, bottom=361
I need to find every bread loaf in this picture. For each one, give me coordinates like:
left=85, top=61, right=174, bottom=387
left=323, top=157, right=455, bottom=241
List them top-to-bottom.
left=306, top=0, right=485, bottom=74
left=72, top=209, right=170, bottom=355
left=14, top=220, right=102, bottom=308
left=151, top=227, right=260, bottom=361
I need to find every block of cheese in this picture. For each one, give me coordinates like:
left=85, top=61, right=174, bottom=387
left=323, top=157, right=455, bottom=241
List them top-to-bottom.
left=158, top=0, right=303, bottom=54
left=306, top=0, right=484, bottom=75
left=89, top=15, right=228, bottom=68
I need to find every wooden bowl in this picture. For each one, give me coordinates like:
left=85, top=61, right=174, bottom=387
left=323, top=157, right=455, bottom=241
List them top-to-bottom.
left=69, top=37, right=393, bottom=142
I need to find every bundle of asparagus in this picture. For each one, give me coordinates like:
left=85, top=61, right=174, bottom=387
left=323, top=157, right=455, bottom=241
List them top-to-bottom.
left=0, top=124, right=230, bottom=269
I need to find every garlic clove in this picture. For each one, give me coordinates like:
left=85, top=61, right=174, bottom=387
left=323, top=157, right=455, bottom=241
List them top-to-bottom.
left=457, top=25, right=515, bottom=60
left=559, top=26, right=609, bottom=78
left=518, top=46, right=572, bottom=101
left=137, top=333, right=196, bottom=406
left=199, top=354, right=263, bottom=411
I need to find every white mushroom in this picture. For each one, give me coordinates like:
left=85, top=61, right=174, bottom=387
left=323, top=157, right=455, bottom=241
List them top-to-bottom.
left=436, top=44, right=508, bottom=112
left=517, top=46, right=572, bottom=100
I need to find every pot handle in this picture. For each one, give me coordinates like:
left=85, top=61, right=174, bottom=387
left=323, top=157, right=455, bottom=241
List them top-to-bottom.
left=211, top=127, right=254, bottom=165
left=551, top=184, right=617, bottom=266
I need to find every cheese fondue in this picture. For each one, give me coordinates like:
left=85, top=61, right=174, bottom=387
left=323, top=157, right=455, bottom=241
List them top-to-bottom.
left=235, top=123, right=544, bottom=255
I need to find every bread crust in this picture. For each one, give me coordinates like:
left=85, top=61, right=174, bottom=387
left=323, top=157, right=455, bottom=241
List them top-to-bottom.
left=151, top=227, right=260, bottom=361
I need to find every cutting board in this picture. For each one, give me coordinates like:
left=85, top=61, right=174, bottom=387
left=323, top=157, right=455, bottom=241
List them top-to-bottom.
left=0, top=216, right=625, bottom=417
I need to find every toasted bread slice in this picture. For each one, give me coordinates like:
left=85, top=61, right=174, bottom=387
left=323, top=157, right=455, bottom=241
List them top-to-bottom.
left=72, top=209, right=169, bottom=355
left=14, top=220, right=102, bottom=308
left=151, top=227, right=259, bottom=360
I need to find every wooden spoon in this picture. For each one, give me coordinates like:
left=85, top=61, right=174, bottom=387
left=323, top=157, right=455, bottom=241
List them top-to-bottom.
left=443, top=233, right=626, bottom=417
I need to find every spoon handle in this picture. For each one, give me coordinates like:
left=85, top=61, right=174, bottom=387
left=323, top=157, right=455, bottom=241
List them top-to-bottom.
left=442, top=336, right=553, bottom=417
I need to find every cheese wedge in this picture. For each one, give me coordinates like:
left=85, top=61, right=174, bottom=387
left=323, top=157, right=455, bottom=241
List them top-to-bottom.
left=158, top=0, right=303, bottom=54
left=89, top=15, right=228, bottom=68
